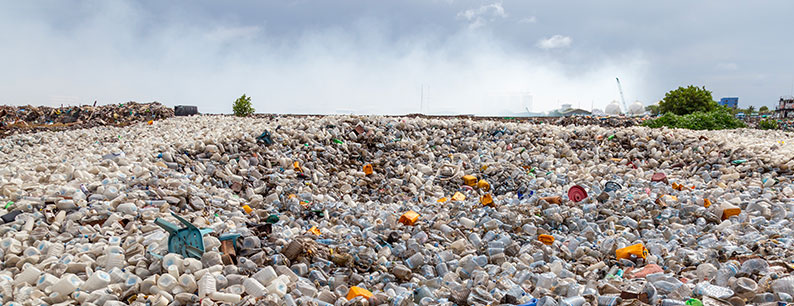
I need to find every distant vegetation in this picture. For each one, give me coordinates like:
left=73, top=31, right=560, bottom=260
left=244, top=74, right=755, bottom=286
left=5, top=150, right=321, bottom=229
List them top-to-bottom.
left=642, top=85, right=761, bottom=130
left=658, top=85, right=718, bottom=115
left=233, top=94, right=255, bottom=117
left=642, top=108, right=746, bottom=130
left=758, top=118, right=779, bottom=130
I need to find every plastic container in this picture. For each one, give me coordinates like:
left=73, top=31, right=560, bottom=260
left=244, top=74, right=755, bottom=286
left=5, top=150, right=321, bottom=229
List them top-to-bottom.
left=81, top=271, right=111, bottom=292
left=198, top=274, right=216, bottom=298
left=243, top=277, right=266, bottom=297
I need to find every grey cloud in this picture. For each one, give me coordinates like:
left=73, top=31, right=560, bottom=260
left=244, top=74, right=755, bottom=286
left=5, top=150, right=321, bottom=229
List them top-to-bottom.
left=1, top=0, right=792, bottom=112
left=537, top=35, right=572, bottom=49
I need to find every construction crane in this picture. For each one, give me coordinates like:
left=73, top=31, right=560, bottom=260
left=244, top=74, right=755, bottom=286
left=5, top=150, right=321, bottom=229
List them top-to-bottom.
left=615, top=77, right=628, bottom=114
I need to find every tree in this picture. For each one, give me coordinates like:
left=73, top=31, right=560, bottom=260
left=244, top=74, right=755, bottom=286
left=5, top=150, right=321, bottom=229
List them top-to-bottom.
left=658, top=85, right=718, bottom=115
left=233, top=94, right=255, bottom=117
left=645, top=104, right=661, bottom=116
left=747, top=106, right=755, bottom=114
left=759, top=106, right=769, bottom=113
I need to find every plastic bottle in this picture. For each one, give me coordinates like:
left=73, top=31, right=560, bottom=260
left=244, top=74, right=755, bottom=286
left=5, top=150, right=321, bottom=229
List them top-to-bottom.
left=714, top=262, right=738, bottom=286
left=198, top=273, right=216, bottom=298
left=243, top=277, right=266, bottom=297
left=693, top=282, right=734, bottom=299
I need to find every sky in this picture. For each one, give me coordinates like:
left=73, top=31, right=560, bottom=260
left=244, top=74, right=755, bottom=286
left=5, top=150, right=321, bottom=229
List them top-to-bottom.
left=1, top=1, right=793, bottom=115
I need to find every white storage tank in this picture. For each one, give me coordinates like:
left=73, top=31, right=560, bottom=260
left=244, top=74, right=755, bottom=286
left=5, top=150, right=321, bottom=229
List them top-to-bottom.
left=605, top=101, right=622, bottom=115
left=629, top=101, right=644, bottom=115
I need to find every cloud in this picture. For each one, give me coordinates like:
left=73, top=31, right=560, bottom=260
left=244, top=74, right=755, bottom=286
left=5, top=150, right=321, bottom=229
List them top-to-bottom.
left=0, top=1, right=647, bottom=115
left=457, top=2, right=506, bottom=29
left=518, top=16, right=537, bottom=24
left=205, top=26, right=262, bottom=42
left=536, top=35, right=572, bottom=49
left=716, top=62, right=738, bottom=71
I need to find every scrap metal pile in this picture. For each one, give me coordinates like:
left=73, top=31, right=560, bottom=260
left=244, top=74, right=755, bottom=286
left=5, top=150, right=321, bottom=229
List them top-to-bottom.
left=0, top=115, right=793, bottom=305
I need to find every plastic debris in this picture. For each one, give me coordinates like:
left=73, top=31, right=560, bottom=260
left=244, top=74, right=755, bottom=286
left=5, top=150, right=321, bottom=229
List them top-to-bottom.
left=0, top=114, right=792, bottom=305
left=462, top=174, right=478, bottom=187
left=568, top=185, right=588, bottom=202
left=398, top=210, right=420, bottom=226
left=538, top=234, right=555, bottom=245
left=616, top=243, right=648, bottom=260
left=346, top=286, right=373, bottom=300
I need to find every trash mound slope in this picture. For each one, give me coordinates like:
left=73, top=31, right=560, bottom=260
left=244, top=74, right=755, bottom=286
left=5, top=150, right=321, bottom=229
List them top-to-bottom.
left=0, top=115, right=793, bottom=305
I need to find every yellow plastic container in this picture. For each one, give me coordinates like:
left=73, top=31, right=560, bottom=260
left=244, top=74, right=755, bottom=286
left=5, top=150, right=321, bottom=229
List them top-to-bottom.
left=293, top=161, right=302, bottom=172
left=363, top=164, right=373, bottom=175
left=462, top=175, right=477, bottom=187
left=477, top=179, right=491, bottom=191
left=452, top=192, right=466, bottom=202
left=480, top=194, right=494, bottom=207
left=437, top=197, right=448, bottom=203
left=242, top=205, right=253, bottom=214
left=722, top=207, right=741, bottom=220
left=398, top=210, right=420, bottom=226
left=308, top=226, right=322, bottom=236
left=538, top=234, right=555, bottom=245
left=615, top=243, right=648, bottom=260
left=346, top=286, right=373, bottom=300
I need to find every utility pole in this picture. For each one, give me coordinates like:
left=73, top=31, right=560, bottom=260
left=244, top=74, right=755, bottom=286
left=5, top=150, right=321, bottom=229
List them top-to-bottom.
left=420, top=84, right=423, bottom=114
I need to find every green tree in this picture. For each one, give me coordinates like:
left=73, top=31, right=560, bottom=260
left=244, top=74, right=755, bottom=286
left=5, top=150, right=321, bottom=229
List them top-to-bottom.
left=658, top=85, right=718, bottom=115
left=233, top=94, right=255, bottom=117
left=645, top=104, right=661, bottom=116
left=747, top=106, right=755, bottom=114
left=759, top=106, right=769, bottom=113
left=758, top=118, right=778, bottom=130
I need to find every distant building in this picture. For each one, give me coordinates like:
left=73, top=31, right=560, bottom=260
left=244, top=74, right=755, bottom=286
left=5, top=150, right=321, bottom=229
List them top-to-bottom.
left=777, top=96, right=794, bottom=118
left=719, top=97, right=739, bottom=109
left=548, top=104, right=591, bottom=117
left=560, top=108, right=592, bottom=116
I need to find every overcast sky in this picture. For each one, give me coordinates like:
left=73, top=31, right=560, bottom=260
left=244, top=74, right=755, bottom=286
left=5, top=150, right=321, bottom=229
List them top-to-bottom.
left=1, top=1, right=793, bottom=114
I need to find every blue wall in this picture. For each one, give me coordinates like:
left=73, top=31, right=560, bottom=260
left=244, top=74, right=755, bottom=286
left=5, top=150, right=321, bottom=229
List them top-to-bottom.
left=719, top=97, right=738, bottom=108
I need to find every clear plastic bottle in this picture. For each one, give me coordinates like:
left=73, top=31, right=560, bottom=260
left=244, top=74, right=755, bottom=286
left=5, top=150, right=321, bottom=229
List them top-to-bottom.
left=714, top=262, right=738, bottom=286
left=693, top=282, right=734, bottom=299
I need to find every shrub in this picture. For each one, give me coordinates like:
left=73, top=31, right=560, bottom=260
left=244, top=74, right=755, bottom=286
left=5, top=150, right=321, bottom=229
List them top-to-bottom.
left=658, top=85, right=718, bottom=115
left=232, top=94, right=255, bottom=117
left=642, top=109, right=746, bottom=130
left=757, top=118, right=779, bottom=130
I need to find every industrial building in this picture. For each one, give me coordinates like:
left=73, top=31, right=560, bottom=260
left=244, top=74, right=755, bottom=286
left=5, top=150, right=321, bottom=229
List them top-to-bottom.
left=776, top=96, right=794, bottom=118
left=719, top=97, right=739, bottom=109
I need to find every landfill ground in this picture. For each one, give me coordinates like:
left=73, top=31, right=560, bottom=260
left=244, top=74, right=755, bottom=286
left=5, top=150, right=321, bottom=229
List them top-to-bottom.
left=1, top=101, right=643, bottom=139
left=1, top=115, right=794, bottom=306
